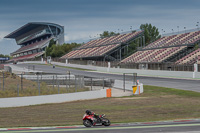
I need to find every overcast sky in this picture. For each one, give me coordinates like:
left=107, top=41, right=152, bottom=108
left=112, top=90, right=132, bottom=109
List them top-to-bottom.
left=1, top=0, right=200, bottom=55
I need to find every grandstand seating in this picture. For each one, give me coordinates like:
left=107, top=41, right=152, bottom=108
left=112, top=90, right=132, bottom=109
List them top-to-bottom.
left=17, top=30, right=48, bottom=44
left=121, top=30, right=200, bottom=65
left=61, top=31, right=143, bottom=60
left=77, top=31, right=143, bottom=50
left=144, top=31, right=200, bottom=49
left=13, top=37, right=53, bottom=54
left=61, top=44, right=120, bottom=59
left=121, top=46, right=186, bottom=63
left=175, top=48, right=200, bottom=64
left=10, top=52, right=44, bottom=62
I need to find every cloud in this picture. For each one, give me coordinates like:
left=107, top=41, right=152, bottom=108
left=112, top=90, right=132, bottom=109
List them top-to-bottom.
left=0, top=32, right=9, bottom=42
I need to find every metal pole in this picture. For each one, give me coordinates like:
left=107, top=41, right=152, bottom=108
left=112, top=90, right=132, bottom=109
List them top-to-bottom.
left=120, top=48, right=121, bottom=61
left=3, top=72, right=4, bottom=91
left=69, top=72, right=71, bottom=88
left=21, top=73, right=23, bottom=91
left=40, top=73, right=42, bottom=82
left=123, top=73, right=125, bottom=92
left=37, top=74, right=40, bottom=96
left=53, top=75, right=55, bottom=88
left=56, top=75, right=57, bottom=91
left=58, top=76, right=60, bottom=94
left=66, top=76, right=68, bottom=90
left=75, top=76, right=77, bottom=92
left=91, top=77, right=93, bottom=91
left=102, top=77, right=104, bottom=89
left=17, top=84, right=19, bottom=97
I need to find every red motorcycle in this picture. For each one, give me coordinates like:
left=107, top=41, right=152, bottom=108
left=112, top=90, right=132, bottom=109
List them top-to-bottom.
left=82, top=110, right=111, bottom=127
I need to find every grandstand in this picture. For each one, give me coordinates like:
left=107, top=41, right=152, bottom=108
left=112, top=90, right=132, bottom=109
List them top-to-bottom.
left=4, top=22, right=64, bottom=62
left=121, top=29, right=200, bottom=67
left=61, top=30, right=144, bottom=61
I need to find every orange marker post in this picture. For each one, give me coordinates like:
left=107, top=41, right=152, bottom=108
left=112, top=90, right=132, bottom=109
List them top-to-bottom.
left=106, top=88, right=112, bottom=97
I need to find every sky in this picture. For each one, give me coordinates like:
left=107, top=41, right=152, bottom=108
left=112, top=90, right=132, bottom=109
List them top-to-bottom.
left=1, top=0, right=200, bottom=55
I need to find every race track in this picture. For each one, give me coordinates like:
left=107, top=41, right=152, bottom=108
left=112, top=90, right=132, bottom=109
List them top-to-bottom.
left=15, top=64, right=200, bottom=92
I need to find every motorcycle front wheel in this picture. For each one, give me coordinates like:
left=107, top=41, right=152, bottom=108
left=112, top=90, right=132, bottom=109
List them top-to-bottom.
left=103, top=118, right=111, bottom=126
left=83, top=120, right=93, bottom=127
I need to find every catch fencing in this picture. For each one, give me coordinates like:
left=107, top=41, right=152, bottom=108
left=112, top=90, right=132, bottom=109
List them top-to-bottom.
left=0, top=71, right=114, bottom=97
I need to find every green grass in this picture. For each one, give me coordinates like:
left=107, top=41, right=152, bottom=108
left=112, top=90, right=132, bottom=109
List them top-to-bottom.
left=0, top=85, right=200, bottom=128
left=142, top=85, right=200, bottom=97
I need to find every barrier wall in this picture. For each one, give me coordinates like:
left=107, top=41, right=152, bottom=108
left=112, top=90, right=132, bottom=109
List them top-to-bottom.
left=15, top=61, right=200, bottom=79
left=97, top=67, right=200, bottom=79
left=0, top=89, right=107, bottom=108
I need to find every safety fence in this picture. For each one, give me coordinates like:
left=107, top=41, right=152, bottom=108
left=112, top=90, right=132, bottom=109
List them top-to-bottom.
left=0, top=72, right=114, bottom=98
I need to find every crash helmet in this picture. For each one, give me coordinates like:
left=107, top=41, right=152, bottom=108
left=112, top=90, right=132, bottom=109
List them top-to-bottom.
left=85, top=110, right=92, bottom=115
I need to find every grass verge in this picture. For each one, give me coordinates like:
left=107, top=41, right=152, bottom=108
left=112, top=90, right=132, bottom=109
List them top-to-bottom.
left=0, top=85, right=200, bottom=127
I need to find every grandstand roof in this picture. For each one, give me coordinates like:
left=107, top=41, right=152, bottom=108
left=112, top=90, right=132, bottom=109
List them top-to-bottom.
left=4, top=22, right=64, bottom=38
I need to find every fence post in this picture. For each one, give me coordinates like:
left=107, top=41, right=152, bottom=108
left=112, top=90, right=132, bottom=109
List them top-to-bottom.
left=69, top=71, right=71, bottom=88
left=3, top=72, right=5, bottom=91
left=21, top=73, right=23, bottom=91
left=40, top=73, right=42, bottom=82
left=123, top=73, right=125, bottom=92
left=133, top=73, right=137, bottom=85
left=37, top=74, right=40, bottom=96
left=53, top=75, right=55, bottom=88
left=56, top=75, right=57, bottom=91
left=75, top=75, right=77, bottom=92
left=58, top=76, right=60, bottom=94
left=65, top=76, right=68, bottom=90
left=91, top=77, right=93, bottom=91
left=102, top=77, right=104, bottom=89
left=17, top=84, right=19, bottom=97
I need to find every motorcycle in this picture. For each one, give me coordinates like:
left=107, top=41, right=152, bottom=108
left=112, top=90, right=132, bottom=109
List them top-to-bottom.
left=83, top=113, right=111, bottom=127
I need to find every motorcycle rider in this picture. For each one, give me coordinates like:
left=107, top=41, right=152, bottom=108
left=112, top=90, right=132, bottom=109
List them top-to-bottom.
left=85, top=110, right=101, bottom=122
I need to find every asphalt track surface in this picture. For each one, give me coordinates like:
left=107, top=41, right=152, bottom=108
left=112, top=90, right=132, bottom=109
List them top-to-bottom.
left=15, top=64, right=200, bottom=92
left=2, top=120, right=200, bottom=133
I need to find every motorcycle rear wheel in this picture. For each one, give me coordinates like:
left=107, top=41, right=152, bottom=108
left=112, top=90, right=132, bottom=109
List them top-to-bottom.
left=83, top=120, right=93, bottom=127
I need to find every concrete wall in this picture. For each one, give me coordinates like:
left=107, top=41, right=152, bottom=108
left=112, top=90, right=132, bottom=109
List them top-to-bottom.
left=16, top=61, right=200, bottom=79
left=53, top=62, right=200, bottom=79
left=97, top=66, right=200, bottom=79
left=0, top=89, right=107, bottom=108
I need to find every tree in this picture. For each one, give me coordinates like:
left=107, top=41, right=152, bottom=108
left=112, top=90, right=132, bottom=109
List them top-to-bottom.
left=140, top=23, right=161, bottom=45
left=100, top=31, right=119, bottom=38
left=45, top=39, right=56, bottom=57
left=45, top=41, right=81, bottom=58
left=50, top=45, right=65, bottom=58
left=0, top=54, right=11, bottom=58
